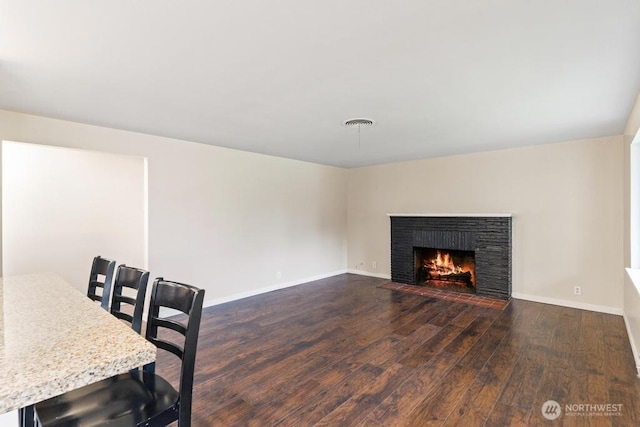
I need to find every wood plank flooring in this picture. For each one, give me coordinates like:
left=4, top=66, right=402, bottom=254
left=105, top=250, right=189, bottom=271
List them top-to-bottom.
left=156, top=274, right=640, bottom=426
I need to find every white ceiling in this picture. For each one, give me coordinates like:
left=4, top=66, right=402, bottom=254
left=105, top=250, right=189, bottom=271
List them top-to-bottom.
left=1, top=1, right=639, bottom=168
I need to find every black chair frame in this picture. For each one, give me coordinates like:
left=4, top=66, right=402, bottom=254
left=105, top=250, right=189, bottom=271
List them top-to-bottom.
left=86, top=255, right=116, bottom=310
left=111, top=264, right=150, bottom=334
left=35, top=277, right=205, bottom=427
left=142, top=277, right=205, bottom=426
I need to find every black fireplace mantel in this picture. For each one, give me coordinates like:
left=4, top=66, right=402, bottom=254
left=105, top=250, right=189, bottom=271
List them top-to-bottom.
left=389, top=214, right=512, bottom=300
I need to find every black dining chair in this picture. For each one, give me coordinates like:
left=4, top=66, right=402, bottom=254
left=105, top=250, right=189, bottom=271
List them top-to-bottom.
left=86, top=255, right=116, bottom=310
left=110, top=265, right=150, bottom=334
left=34, top=278, right=205, bottom=427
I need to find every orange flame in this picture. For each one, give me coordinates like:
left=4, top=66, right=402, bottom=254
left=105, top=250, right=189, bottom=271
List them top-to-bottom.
left=424, top=250, right=475, bottom=286
left=427, top=250, right=464, bottom=275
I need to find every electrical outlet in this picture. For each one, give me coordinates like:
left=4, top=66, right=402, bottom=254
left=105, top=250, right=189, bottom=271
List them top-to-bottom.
left=372, top=261, right=377, bottom=269
left=276, top=271, right=282, bottom=280
left=574, top=286, right=581, bottom=295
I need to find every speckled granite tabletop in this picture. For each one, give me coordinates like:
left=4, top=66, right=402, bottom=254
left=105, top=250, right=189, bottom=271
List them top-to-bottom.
left=0, top=273, right=156, bottom=413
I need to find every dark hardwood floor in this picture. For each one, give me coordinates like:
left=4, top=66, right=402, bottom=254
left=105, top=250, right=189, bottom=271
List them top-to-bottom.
left=156, top=274, right=640, bottom=426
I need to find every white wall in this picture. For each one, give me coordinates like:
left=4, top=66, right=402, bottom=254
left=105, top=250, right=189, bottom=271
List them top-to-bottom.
left=625, top=91, right=640, bottom=137
left=623, top=93, right=640, bottom=375
left=0, top=109, right=629, bottom=315
left=0, top=110, right=348, bottom=305
left=347, top=136, right=625, bottom=313
left=2, top=141, right=146, bottom=293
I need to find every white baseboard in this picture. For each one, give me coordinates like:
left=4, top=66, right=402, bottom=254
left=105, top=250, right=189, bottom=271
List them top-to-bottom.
left=201, top=269, right=348, bottom=309
left=346, top=269, right=391, bottom=280
left=511, top=292, right=623, bottom=315
left=622, top=312, right=640, bottom=378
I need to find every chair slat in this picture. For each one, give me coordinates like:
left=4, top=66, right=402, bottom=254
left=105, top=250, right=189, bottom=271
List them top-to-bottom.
left=113, top=295, right=136, bottom=306
left=114, top=312, right=134, bottom=324
left=152, top=317, right=188, bottom=335
left=149, top=337, right=184, bottom=359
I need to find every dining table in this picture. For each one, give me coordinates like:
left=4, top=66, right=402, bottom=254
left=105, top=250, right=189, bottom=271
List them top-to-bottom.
left=0, top=272, right=156, bottom=426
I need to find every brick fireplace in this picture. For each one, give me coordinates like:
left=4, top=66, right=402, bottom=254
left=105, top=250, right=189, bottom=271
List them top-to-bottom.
left=390, top=214, right=512, bottom=300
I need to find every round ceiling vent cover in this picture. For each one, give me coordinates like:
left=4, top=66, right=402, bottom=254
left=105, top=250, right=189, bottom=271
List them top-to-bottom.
left=343, top=118, right=375, bottom=127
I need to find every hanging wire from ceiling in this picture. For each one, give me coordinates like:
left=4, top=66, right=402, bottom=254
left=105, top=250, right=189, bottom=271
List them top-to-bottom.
left=343, top=118, right=375, bottom=149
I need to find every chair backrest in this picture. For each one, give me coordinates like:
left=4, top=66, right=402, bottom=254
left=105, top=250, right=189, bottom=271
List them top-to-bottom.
left=87, top=256, right=116, bottom=310
left=110, top=265, right=150, bottom=334
left=145, top=277, right=205, bottom=427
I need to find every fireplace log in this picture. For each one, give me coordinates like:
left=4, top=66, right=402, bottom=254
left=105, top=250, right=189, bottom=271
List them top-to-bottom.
left=428, top=270, right=473, bottom=286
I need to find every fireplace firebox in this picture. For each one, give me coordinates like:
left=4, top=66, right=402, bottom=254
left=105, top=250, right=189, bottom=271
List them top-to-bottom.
left=390, top=214, right=511, bottom=300
left=415, top=247, right=476, bottom=293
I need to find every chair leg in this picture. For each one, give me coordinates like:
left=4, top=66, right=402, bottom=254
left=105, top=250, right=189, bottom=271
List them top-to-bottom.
left=19, top=405, right=35, bottom=427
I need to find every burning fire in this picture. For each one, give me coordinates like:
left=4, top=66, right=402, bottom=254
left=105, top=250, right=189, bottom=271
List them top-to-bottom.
left=422, top=250, right=475, bottom=287
left=426, top=251, right=464, bottom=275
